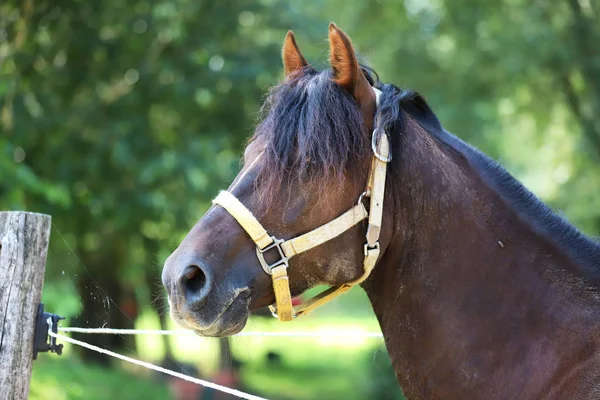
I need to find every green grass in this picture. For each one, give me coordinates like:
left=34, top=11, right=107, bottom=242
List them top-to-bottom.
left=31, top=287, right=404, bottom=399
left=30, top=345, right=402, bottom=400
left=242, top=351, right=383, bottom=400
left=30, top=356, right=171, bottom=400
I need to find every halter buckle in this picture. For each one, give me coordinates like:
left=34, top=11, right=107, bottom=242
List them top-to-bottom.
left=256, top=236, right=289, bottom=275
left=364, top=242, right=380, bottom=256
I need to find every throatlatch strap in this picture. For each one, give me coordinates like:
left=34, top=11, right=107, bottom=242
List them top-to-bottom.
left=212, top=191, right=273, bottom=250
left=280, top=204, right=368, bottom=257
left=273, top=241, right=380, bottom=318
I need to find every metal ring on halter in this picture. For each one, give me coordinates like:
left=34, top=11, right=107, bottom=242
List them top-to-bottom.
left=371, top=127, right=392, bottom=163
left=357, top=190, right=369, bottom=205
left=268, top=304, right=297, bottom=319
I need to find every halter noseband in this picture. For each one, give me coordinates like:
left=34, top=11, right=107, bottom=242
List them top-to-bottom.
left=212, top=87, right=390, bottom=321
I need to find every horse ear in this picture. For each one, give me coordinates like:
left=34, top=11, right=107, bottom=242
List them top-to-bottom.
left=328, top=23, right=376, bottom=124
left=282, top=30, right=308, bottom=76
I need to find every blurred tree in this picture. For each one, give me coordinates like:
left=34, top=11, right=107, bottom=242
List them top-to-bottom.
left=0, top=0, right=304, bottom=363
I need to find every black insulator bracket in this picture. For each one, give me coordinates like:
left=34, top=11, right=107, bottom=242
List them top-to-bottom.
left=33, top=303, right=64, bottom=360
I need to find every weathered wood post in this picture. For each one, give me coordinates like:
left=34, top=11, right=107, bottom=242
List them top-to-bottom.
left=0, top=212, right=51, bottom=399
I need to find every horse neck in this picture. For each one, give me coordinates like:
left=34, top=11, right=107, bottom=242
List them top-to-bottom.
left=363, top=121, right=600, bottom=398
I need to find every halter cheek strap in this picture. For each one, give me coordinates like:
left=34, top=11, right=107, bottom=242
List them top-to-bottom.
left=212, top=87, right=390, bottom=321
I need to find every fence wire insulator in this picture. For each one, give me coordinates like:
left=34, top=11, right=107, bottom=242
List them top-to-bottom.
left=33, top=303, right=64, bottom=360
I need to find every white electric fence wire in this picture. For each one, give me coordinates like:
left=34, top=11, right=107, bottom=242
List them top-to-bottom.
left=47, top=320, right=268, bottom=400
left=57, top=326, right=384, bottom=338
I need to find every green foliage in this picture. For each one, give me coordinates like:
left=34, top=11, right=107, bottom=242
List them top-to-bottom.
left=1, top=0, right=309, bottom=356
left=1, top=0, right=295, bottom=259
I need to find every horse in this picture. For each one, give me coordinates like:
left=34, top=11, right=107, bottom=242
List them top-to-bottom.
left=162, top=23, right=600, bottom=398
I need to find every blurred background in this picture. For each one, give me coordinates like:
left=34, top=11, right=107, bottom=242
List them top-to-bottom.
left=1, top=0, right=599, bottom=399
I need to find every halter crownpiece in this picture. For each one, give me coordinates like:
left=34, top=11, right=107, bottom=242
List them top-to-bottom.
left=212, top=86, right=390, bottom=321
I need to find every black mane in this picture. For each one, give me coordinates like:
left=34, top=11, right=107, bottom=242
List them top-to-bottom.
left=251, top=65, right=394, bottom=198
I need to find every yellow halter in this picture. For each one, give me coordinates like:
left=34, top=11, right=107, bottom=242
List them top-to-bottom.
left=212, top=88, right=389, bottom=321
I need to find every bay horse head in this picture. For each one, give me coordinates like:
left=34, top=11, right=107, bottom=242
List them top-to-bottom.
left=162, top=23, right=389, bottom=335
left=163, top=23, right=600, bottom=398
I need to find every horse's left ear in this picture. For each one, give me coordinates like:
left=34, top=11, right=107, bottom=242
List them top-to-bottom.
left=328, top=23, right=375, bottom=123
left=282, top=30, right=309, bottom=77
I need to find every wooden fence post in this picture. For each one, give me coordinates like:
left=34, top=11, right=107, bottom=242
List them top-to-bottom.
left=0, top=212, right=51, bottom=399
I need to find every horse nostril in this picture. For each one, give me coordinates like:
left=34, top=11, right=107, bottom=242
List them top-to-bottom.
left=178, top=264, right=210, bottom=305
left=184, top=265, right=206, bottom=292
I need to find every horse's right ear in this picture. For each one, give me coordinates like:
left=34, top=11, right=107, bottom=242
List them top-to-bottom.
left=328, top=23, right=376, bottom=129
left=282, top=30, right=308, bottom=77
